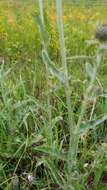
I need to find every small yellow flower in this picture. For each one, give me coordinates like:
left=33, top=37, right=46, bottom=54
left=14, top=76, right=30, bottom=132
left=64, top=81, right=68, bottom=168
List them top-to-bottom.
left=5, top=10, right=16, bottom=27
left=78, top=14, right=86, bottom=21
left=50, top=15, right=57, bottom=22
left=62, top=15, right=69, bottom=22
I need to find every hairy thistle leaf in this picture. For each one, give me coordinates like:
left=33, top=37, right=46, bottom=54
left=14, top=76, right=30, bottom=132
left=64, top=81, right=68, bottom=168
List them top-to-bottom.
left=42, top=50, right=65, bottom=84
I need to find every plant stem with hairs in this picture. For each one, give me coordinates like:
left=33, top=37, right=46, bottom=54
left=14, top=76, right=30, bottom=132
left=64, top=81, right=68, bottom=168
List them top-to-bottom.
left=39, top=0, right=53, bottom=146
left=39, top=0, right=44, bottom=26
left=55, top=0, right=76, bottom=174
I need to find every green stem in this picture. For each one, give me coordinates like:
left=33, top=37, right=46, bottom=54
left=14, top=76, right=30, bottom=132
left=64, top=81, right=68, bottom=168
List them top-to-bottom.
left=39, top=0, right=53, bottom=145
left=39, top=0, right=44, bottom=26
left=55, top=0, right=76, bottom=171
left=72, top=52, right=102, bottom=164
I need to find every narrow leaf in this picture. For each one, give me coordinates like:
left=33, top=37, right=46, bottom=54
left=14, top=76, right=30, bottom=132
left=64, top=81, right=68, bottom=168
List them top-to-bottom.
left=34, top=14, right=49, bottom=45
left=42, top=50, right=65, bottom=84
left=96, top=53, right=102, bottom=67
left=85, top=62, right=94, bottom=78
left=80, top=114, right=107, bottom=134
left=52, top=116, right=63, bottom=127
left=33, top=146, right=67, bottom=161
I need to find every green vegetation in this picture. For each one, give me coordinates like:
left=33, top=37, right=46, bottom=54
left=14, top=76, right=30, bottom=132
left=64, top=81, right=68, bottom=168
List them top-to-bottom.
left=0, top=0, right=107, bottom=189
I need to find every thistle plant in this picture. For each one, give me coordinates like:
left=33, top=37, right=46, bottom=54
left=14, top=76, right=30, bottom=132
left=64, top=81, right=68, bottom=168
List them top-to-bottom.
left=36, top=0, right=107, bottom=189
left=55, top=0, right=76, bottom=178
left=55, top=1, right=105, bottom=187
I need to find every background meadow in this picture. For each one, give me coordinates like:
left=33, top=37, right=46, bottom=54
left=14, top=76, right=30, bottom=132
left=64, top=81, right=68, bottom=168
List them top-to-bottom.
left=1, top=0, right=107, bottom=189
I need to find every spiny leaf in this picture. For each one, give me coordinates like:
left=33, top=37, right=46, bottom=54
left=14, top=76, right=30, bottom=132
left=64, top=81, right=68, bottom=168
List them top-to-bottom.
left=42, top=50, right=65, bottom=84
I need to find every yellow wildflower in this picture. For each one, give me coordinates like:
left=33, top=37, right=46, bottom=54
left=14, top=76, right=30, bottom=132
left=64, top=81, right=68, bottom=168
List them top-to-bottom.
left=5, top=10, right=16, bottom=27
left=62, top=15, right=69, bottom=22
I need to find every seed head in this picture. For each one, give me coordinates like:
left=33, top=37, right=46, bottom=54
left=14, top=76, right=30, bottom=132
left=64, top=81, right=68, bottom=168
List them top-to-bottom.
left=95, top=24, right=107, bottom=41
